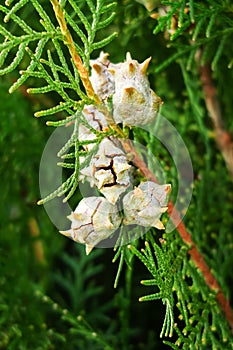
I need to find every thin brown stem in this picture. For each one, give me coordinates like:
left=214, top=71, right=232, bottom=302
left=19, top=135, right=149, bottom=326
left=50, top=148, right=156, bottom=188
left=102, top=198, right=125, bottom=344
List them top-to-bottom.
left=50, top=0, right=100, bottom=103
left=197, top=52, right=233, bottom=180
left=122, top=138, right=233, bottom=332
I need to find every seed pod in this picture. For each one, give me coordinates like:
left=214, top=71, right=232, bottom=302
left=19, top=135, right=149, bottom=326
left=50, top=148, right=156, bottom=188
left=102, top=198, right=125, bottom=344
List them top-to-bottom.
left=90, top=51, right=115, bottom=100
left=110, top=52, right=162, bottom=126
left=79, top=105, right=108, bottom=150
left=80, top=138, right=131, bottom=204
left=123, top=181, right=171, bottom=229
left=60, top=197, right=121, bottom=254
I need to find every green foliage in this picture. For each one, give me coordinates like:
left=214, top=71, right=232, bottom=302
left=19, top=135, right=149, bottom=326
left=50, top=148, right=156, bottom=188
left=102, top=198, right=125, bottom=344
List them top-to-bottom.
left=0, top=0, right=116, bottom=101
left=0, top=0, right=118, bottom=204
left=152, top=0, right=233, bottom=73
left=0, top=1, right=233, bottom=349
left=128, top=233, right=232, bottom=349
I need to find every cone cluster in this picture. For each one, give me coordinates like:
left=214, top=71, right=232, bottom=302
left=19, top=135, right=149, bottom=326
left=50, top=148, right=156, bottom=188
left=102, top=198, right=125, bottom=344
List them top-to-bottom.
left=60, top=53, right=170, bottom=254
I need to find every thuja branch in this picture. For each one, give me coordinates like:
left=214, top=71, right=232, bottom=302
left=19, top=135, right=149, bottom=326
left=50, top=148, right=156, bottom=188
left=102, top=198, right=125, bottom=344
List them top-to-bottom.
left=50, top=0, right=100, bottom=103
left=50, top=0, right=121, bottom=132
left=41, top=2, right=233, bottom=331
left=197, top=57, right=233, bottom=181
left=122, top=138, right=233, bottom=332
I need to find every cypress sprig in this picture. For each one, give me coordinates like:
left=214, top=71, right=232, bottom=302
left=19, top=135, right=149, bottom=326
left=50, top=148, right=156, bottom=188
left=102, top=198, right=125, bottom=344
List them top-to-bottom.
left=0, top=0, right=117, bottom=117
left=1, top=0, right=119, bottom=205
left=153, top=0, right=233, bottom=73
left=38, top=116, right=81, bottom=205
left=37, top=174, right=74, bottom=205
left=127, top=230, right=232, bottom=347
left=128, top=240, right=175, bottom=337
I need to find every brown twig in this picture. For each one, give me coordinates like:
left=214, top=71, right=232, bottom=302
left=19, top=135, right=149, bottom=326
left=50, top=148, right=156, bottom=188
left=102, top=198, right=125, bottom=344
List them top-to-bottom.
left=50, top=0, right=100, bottom=103
left=197, top=53, right=233, bottom=180
left=122, top=138, right=233, bottom=332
